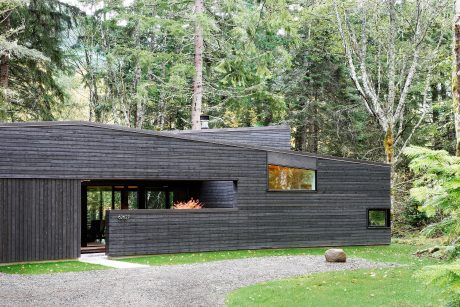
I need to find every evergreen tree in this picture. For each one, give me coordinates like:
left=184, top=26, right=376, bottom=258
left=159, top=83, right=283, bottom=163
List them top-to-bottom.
left=0, top=0, right=79, bottom=121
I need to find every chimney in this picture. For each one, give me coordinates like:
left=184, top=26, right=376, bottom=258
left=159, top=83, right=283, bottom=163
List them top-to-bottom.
left=200, top=115, right=209, bottom=129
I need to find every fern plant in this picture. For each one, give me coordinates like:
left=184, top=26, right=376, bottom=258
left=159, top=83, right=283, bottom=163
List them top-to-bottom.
left=403, top=146, right=460, bottom=244
left=405, top=147, right=460, bottom=307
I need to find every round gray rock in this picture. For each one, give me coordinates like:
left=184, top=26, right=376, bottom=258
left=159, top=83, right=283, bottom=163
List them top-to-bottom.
left=325, top=248, right=347, bottom=262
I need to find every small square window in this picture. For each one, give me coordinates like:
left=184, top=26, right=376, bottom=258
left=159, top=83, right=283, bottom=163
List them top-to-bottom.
left=367, top=209, right=390, bottom=228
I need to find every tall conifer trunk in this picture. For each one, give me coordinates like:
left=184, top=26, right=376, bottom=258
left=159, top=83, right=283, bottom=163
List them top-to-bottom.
left=191, top=0, right=204, bottom=130
left=454, top=0, right=460, bottom=156
left=0, top=14, right=10, bottom=88
left=0, top=55, right=8, bottom=88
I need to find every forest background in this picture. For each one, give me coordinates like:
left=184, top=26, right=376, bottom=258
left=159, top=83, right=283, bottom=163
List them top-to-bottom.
left=0, top=0, right=457, bottom=238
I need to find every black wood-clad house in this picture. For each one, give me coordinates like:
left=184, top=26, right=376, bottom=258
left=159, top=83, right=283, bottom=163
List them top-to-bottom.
left=0, top=122, right=391, bottom=263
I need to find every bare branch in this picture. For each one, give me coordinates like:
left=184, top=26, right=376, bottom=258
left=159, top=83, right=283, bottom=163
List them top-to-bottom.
left=333, top=0, right=376, bottom=117
left=387, top=0, right=397, bottom=115
left=393, top=0, right=423, bottom=125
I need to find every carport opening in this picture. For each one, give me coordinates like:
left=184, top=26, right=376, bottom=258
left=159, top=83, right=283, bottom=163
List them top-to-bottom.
left=80, top=180, right=237, bottom=254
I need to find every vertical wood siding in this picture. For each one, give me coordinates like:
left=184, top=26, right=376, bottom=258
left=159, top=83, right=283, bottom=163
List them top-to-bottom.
left=0, top=179, right=80, bottom=263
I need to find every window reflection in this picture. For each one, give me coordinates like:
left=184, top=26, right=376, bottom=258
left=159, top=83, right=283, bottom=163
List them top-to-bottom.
left=268, top=164, right=316, bottom=191
left=368, top=209, right=390, bottom=228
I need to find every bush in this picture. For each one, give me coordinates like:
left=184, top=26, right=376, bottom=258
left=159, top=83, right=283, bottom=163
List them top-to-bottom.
left=403, top=146, right=460, bottom=244
left=401, top=199, right=429, bottom=228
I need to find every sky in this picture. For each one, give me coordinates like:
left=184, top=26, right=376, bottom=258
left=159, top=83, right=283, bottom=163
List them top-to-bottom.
left=60, top=0, right=135, bottom=14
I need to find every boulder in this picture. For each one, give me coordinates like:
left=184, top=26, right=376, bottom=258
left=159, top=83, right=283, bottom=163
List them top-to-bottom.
left=325, top=248, right=347, bottom=263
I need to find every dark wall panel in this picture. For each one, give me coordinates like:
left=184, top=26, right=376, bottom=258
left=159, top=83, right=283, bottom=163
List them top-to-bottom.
left=0, top=125, right=267, bottom=180
left=170, top=125, right=291, bottom=150
left=268, top=151, right=317, bottom=170
left=0, top=179, right=80, bottom=263
left=199, top=181, right=236, bottom=208
left=106, top=209, right=241, bottom=255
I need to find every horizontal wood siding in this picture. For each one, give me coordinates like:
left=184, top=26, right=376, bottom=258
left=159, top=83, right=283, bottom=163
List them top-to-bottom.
left=0, top=123, right=390, bottom=260
left=0, top=125, right=266, bottom=180
left=174, top=126, right=291, bottom=150
left=0, top=179, right=80, bottom=263
left=200, top=181, right=236, bottom=208
left=106, top=210, right=242, bottom=255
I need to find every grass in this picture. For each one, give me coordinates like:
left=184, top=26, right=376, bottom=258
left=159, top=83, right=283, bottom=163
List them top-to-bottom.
left=117, top=243, right=438, bottom=266
left=226, top=243, right=447, bottom=307
left=118, top=247, right=326, bottom=266
left=0, top=260, right=109, bottom=275
left=226, top=267, right=445, bottom=307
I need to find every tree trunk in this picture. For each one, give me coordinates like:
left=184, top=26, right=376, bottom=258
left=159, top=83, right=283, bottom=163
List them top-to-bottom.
left=191, top=0, right=204, bottom=130
left=454, top=0, right=460, bottom=156
left=0, top=14, right=10, bottom=88
left=84, top=48, right=101, bottom=122
left=0, top=55, right=8, bottom=88
left=133, top=62, right=142, bottom=128
left=309, top=106, right=319, bottom=153
left=294, top=124, right=307, bottom=151
left=384, top=125, right=394, bottom=163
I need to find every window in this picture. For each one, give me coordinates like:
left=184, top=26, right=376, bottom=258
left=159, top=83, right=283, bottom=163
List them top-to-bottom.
left=268, top=164, right=316, bottom=191
left=145, top=190, right=165, bottom=209
left=368, top=209, right=390, bottom=228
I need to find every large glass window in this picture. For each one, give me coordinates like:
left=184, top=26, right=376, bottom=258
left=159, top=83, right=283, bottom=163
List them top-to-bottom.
left=268, top=164, right=316, bottom=191
left=368, top=209, right=390, bottom=228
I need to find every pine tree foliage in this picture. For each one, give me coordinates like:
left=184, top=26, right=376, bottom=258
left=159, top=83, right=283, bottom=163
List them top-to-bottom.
left=0, top=0, right=79, bottom=121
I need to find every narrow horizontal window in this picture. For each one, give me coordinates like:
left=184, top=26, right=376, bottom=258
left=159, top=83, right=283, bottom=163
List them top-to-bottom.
left=268, top=164, right=316, bottom=191
left=367, top=209, right=390, bottom=228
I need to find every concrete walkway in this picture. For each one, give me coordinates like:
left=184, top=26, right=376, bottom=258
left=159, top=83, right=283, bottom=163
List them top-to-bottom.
left=79, top=253, right=149, bottom=269
left=0, top=255, right=392, bottom=307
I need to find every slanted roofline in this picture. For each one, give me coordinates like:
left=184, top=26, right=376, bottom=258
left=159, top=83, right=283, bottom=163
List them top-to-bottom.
left=0, top=120, right=390, bottom=168
left=171, top=124, right=290, bottom=133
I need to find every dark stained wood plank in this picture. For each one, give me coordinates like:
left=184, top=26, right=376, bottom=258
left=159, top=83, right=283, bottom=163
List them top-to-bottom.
left=0, top=123, right=390, bottom=262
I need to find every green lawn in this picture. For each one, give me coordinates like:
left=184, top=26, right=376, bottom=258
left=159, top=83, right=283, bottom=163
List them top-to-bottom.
left=117, top=243, right=436, bottom=266
left=226, top=244, right=446, bottom=307
left=118, top=247, right=325, bottom=266
left=0, top=260, right=109, bottom=275
left=226, top=267, right=444, bottom=307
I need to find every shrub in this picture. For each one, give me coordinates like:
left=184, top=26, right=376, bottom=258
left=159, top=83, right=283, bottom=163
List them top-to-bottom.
left=403, top=146, right=460, bottom=244
left=405, top=146, right=460, bottom=306
left=172, top=198, right=203, bottom=209
left=401, top=199, right=429, bottom=228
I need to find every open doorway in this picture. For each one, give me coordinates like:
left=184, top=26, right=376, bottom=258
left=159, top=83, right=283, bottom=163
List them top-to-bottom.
left=80, top=180, right=237, bottom=253
left=81, top=184, right=141, bottom=253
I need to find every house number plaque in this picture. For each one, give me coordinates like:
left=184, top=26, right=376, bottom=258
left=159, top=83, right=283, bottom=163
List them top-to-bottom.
left=117, top=215, right=130, bottom=221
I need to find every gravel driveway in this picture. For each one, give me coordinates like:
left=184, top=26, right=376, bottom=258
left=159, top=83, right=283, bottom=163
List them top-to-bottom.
left=0, top=255, right=390, bottom=307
